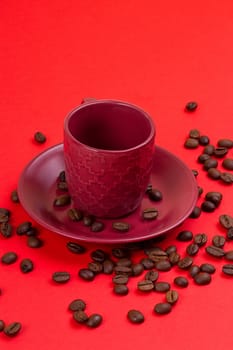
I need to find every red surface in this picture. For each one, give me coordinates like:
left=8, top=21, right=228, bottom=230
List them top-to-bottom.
left=0, top=0, right=233, bottom=349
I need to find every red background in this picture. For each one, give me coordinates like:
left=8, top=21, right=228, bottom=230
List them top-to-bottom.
left=0, top=0, right=233, bottom=349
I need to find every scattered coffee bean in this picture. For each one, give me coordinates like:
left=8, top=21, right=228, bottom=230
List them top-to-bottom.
left=185, top=101, right=198, bottom=111
left=189, top=128, right=200, bottom=139
left=34, top=131, right=46, bottom=144
left=199, top=135, right=210, bottom=146
left=184, top=138, right=199, bottom=149
left=217, top=138, right=233, bottom=149
left=203, top=144, right=215, bottom=155
left=214, top=147, right=228, bottom=158
left=198, top=154, right=210, bottom=163
left=203, top=158, right=218, bottom=170
left=222, top=158, right=233, bottom=170
left=207, top=168, right=221, bottom=180
left=192, top=169, right=199, bottom=177
left=58, top=170, right=66, bottom=182
left=220, top=172, right=233, bottom=184
left=145, top=183, right=153, bottom=193
left=198, top=186, right=204, bottom=196
left=10, top=189, right=19, bottom=203
left=148, top=189, right=163, bottom=201
left=205, top=192, right=222, bottom=206
left=53, top=194, right=71, bottom=207
left=201, top=201, right=216, bottom=212
left=189, top=206, right=202, bottom=218
left=67, top=208, right=83, bottom=221
left=142, top=208, right=158, bottom=220
left=219, top=214, right=233, bottom=229
left=83, top=215, right=95, bottom=226
left=16, top=221, right=32, bottom=235
left=90, top=221, right=105, bottom=232
left=0, top=222, right=13, bottom=238
left=112, top=222, right=130, bottom=232
left=26, top=227, right=39, bottom=236
left=227, top=227, right=233, bottom=240
left=176, top=230, right=193, bottom=242
left=193, top=233, right=208, bottom=246
left=212, top=235, right=226, bottom=248
left=27, top=236, right=43, bottom=248
left=66, top=241, right=86, bottom=254
left=186, top=243, right=199, bottom=256
left=165, top=245, right=177, bottom=255
left=205, top=245, right=225, bottom=258
left=112, top=247, right=130, bottom=259
left=146, top=247, right=168, bottom=262
left=91, top=249, right=108, bottom=262
left=224, top=250, right=233, bottom=261
left=1, top=251, right=18, bottom=264
left=169, top=251, right=180, bottom=265
left=177, top=256, right=193, bottom=269
left=140, top=257, right=155, bottom=269
left=20, top=258, right=34, bottom=273
left=103, top=259, right=115, bottom=274
left=155, top=260, right=172, bottom=271
left=88, top=261, right=103, bottom=274
left=200, top=263, right=216, bottom=274
left=222, top=264, right=233, bottom=276
left=189, top=265, right=200, bottom=278
left=78, top=268, right=95, bottom=281
left=145, top=270, right=159, bottom=282
left=52, top=271, right=70, bottom=283
left=194, top=272, right=211, bottom=285
left=113, top=274, right=129, bottom=285
left=174, top=276, right=189, bottom=287
left=137, top=279, right=154, bottom=292
left=154, top=281, right=170, bottom=292
left=114, top=284, right=129, bottom=295
left=166, top=290, right=179, bottom=304
left=69, top=299, right=86, bottom=312
left=154, top=302, right=172, bottom=315
left=73, top=310, right=89, bottom=323
left=127, top=310, right=144, bottom=324
left=86, top=314, right=103, bottom=328
left=0, top=320, right=5, bottom=332
left=3, top=322, right=22, bottom=337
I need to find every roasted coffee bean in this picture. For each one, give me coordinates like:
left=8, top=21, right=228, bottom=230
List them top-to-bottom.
left=185, top=101, right=198, bottom=111
left=189, top=128, right=200, bottom=139
left=34, top=131, right=46, bottom=143
left=199, top=135, right=210, bottom=146
left=184, top=138, right=199, bottom=149
left=217, top=138, right=233, bottom=149
left=203, top=144, right=215, bottom=155
left=214, top=147, right=228, bottom=158
left=197, top=154, right=210, bottom=163
left=203, top=158, right=218, bottom=170
left=222, top=158, right=233, bottom=170
left=207, top=168, right=221, bottom=180
left=192, top=169, right=199, bottom=177
left=58, top=170, right=66, bottom=182
left=220, top=172, right=233, bottom=184
left=57, top=181, right=69, bottom=191
left=145, top=183, right=153, bottom=193
left=198, top=186, right=204, bottom=196
left=10, top=189, right=19, bottom=203
left=148, top=189, right=163, bottom=201
left=205, top=192, right=222, bottom=206
left=53, top=194, right=71, bottom=207
left=201, top=201, right=216, bottom=212
left=189, top=206, right=201, bottom=218
left=142, top=207, right=158, bottom=220
left=0, top=208, right=10, bottom=224
left=67, top=208, right=83, bottom=221
left=219, top=214, right=233, bottom=229
left=83, top=215, right=95, bottom=226
left=16, top=221, right=32, bottom=235
left=90, top=221, right=105, bottom=232
left=0, top=222, right=13, bottom=238
left=112, top=222, right=130, bottom=232
left=26, top=227, right=39, bottom=236
left=176, top=230, right=193, bottom=242
left=193, top=233, right=208, bottom=246
left=212, top=235, right=226, bottom=248
left=27, top=236, right=43, bottom=248
left=66, top=241, right=86, bottom=254
left=186, top=243, right=199, bottom=256
left=165, top=245, right=177, bottom=255
left=205, top=245, right=225, bottom=258
left=112, top=247, right=130, bottom=259
left=147, top=247, right=168, bottom=262
left=91, top=249, right=108, bottom=262
left=224, top=250, right=233, bottom=261
left=1, top=251, right=18, bottom=264
left=169, top=252, right=180, bottom=265
left=177, top=256, right=193, bottom=269
left=140, top=257, right=155, bottom=270
left=20, top=258, right=34, bottom=273
left=116, top=258, right=132, bottom=267
left=103, top=259, right=115, bottom=274
left=155, top=260, right=172, bottom=271
left=88, top=262, right=103, bottom=273
left=131, top=263, right=144, bottom=276
left=200, top=263, right=216, bottom=274
left=222, top=264, right=233, bottom=276
left=114, top=265, right=132, bottom=276
left=189, top=265, right=200, bottom=278
left=78, top=268, right=95, bottom=281
left=145, top=270, right=159, bottom=282
left=52, top=271, right=70, bottom=283
left=194, top=272, right=211, bottom=285
left=174, top=276, right=189, bottom=287
left=137, top=279, right=154, bottom=292
left=154, top=281, right=170, bottom=292
left=114, top=284, right=129, bottom=295
left=166, top=290, right=179, bottom=304
left=68, top=299, right=86, bottom=311
left=154, top=302, right=172, bottom=315
left=73, top=310, right=88, bottom=323
left=127, top=310, right=144, bottom=324
left=86, top=314, right=103, bottom=328
left=0, top=320, right=5, bottom=332
left=3, top=322, right=21, bottom=337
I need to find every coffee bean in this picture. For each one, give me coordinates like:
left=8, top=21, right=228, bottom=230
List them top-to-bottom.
left=185, top=101, right=198, bottom=111
left=189, top=128, right=200, bottom=139
left=34, top=131, right=46, bottom=144
left=199, top=135, right=210, bottom=146
left=184, top=138, right=199, bottom=149
left=217, top=138, right=233, bottom=149
left=203, top=144, right=215, bottom=155
left=214, top=147, right=228, bottom=158
left=197, top=154, right=210, bottom=163
left=203, top=158, right=218, bottom=170
left=222, top=158, right=233, bottom=170
left=207, top=168, right=221, bottom=180
left=192, top=169, right=199, bottom=177
left=58, top=170, right=66, bottom=182
left=220, top=172, right=233, bottom=184
left=57, top=181, right=69, bottom=191
left=198, top=186, right=204, bottom=196
left=10, top=189, right=19, bottom=203
left=148, top=189, right=163, bottom=201
left=205, top=191, right=222, bottom=206
left=53, top=194, right=71, bottom=207
left=201, top=201, right=216, bottom=212
left=189, top=206, right=201, bottom=218
left=142, top=207, right=158, bottom=220
left=0, top=208, right=10, bottom=223
left=67, top=208, right=83, bottom=221
left=219, top=214, right=233, bottom=229
left=83, top=215, right=95, bottom=226
left=16, top=221, right=32, bottom=235
left=90, top=221, right=105, bottom=232
left=0, top=222, right=13, bottom=238
left=112, top=222, right=130, bottom=232
left=26, top=227, right=39, bottom=236
left=227, top=227, right=233, bottom=240
left=176, top=230, right=193, bottom=242
left=193, top=233, right=208, bottom=246
left=212, top=235, right=226, bottom=248
left=27, top=236, right=43, bottom=248
left=66, top=242, right=86, bottom=254
left=186, top=243, right=199, bottom=256
left=165, top=245, right=177, bottom=255
left=205, top=245, right=225, bottom=258
left=147, top=247, right=168, bottom=262
left=112, top=248, right=130, bottom=259
left=91, top=249, right=108, bottom=262
left=224, top=250, right=233, bottom=261
left=1, top=251, right=18, bottom=264
left=169, top=251, right=180, bottom=265
left=177, top=256, right=193, bottom=269
left=140, top=257, right=155, bottom=270
left=20, top=258, right=34, bottom=273
left=116, top=258, right=132, bottom=267
left=103, top=259, right=115, bottom=274
left=155, top=260, right=172, bottom=271
left=88, top=261, right=103, bottom=273
left=130, top=263, right=144, bottom=277
left=200, top=263, right=216, bottom=274
left=222, top=264, right=233, bottom=276
left=189, top=265, right=200, bottom=278
left=114, top=266, right=132, bottom=277
left=78, top=268, right=95, bottom=281
left=145, top=270, right=159, bottom=282
left=52, top=271, right=70, bottom=283
left=194, top=272, right=211, bottom=285
left=174, top=276, right=189, bottom=287
left=137, top=279, right=154, bottom=292
left=154, top=281, right=170, bottom=292
left=114, top=284, right=129, bottom=295
left=166, top=290, right=179, bottom=304
left=69, top=299, right=86, bottom=311
left=154, top=302, right=172, bottom=315
left=73, top=310, right=89, bottom=323
left=127, top=310, right=144, bottom=324
left=86, top=314, right=103, bottom=328
left=0, top=320, right=5, bottom=332
left=3, top=322, right=21, bottom=337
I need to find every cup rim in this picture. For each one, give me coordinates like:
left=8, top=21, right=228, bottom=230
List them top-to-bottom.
left=64, top=99, right=156, bottom=153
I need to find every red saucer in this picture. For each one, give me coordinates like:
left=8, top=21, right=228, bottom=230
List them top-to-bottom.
left=18, top=144, right=198, bottom=244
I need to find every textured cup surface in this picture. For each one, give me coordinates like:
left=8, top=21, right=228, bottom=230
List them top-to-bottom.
left=63, top=100, right=155, bottom=218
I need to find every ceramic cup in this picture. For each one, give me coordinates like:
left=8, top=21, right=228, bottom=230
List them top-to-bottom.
left=63, top=99, right=155, bottom=218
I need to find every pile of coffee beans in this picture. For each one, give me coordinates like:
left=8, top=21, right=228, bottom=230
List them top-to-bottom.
left=68, top=298, right=103, bottom=328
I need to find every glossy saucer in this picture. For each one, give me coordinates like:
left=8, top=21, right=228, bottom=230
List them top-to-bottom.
left=18, top=144, right=198, bottom=244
